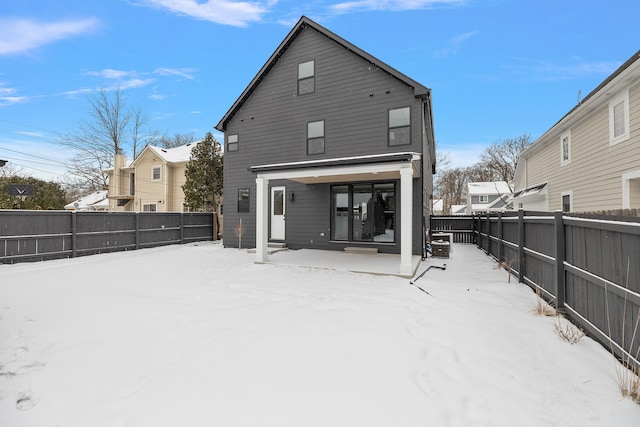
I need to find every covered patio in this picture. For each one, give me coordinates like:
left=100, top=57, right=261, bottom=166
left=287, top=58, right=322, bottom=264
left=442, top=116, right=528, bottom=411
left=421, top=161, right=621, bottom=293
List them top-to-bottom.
left=250, top=152, right=422, bottom=276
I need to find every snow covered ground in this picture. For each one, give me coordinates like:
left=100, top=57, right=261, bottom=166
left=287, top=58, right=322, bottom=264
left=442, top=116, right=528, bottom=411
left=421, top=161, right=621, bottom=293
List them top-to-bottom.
left=1, top=242, right=638, bottom=426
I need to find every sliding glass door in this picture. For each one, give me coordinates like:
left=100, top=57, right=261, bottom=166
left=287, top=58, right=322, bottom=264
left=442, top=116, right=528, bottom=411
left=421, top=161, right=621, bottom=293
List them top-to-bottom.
left=331, top=182, right=395, bottom=243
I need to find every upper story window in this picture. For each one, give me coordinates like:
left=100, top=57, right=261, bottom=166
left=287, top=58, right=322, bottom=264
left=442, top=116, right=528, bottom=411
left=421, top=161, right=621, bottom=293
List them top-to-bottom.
left=298, top=60, right=315, bottom=95
left=609, top=88, right=630, bottom=145
left=389, top=107, right=411, bottom=146
left=307, top=120, right=325, bottom=155
left=560, top=129, right=571, bottom=166
left=227, top=134, right=239, bottom=152
left=152, top=166, right=161, bottom=181
left=479, top=195, right=489, bottom=203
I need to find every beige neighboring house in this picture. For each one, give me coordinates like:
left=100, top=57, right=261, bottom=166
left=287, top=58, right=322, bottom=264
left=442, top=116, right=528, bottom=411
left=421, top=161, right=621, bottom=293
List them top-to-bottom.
left=513, top=50, right=640, bottom=212
left=107, top=143, right=198, bottom=212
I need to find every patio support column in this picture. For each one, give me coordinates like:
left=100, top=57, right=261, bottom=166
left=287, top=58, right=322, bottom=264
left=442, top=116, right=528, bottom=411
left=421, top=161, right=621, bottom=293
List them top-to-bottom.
left=400, top=167, right=413, bottom=276
left=255, top=175, right=269, bottom=263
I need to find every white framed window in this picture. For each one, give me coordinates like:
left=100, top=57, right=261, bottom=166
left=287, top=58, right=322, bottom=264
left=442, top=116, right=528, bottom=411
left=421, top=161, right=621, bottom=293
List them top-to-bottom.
left=298, top=60, right=315, bottom=95
left=609, top=88, right=630, bottom=145
left=307, top=120, right=325, bottom=155
left=560, top=129, right=571, bottom=166
left=227, top=134, right=239, bottom=152
left=152, top=166, right=161, bottom=181
left=561, top=191, right=572, bottom=212
left=479, top=195, right=489, bottom=203
left=143, top=203, right=157, bottom=212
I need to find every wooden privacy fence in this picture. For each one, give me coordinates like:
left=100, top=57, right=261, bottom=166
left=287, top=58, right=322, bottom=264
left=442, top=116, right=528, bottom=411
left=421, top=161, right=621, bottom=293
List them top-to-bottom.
left=0, top=210, right=217, bottom=264
left=432, top=212, right=640, bottom=370
left=429, top=215, right=476, bottom=243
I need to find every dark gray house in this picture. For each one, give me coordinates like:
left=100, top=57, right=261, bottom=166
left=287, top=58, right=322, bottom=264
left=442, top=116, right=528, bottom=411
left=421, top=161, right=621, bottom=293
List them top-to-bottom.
left=215, top=16, right=436, bottom=276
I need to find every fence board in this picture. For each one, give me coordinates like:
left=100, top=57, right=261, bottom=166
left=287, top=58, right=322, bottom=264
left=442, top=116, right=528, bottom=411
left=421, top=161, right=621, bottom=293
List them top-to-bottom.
left=0, top=210, right=215, bottom=264
left=433, top=211, right=640, bottom=371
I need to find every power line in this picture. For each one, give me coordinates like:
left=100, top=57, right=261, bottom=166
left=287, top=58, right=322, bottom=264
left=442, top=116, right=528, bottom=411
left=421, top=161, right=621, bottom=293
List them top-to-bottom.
left=0, top=144, right=68, bottom=165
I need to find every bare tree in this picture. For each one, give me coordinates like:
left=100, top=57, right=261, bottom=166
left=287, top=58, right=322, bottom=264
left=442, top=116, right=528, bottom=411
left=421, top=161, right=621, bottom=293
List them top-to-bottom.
left=59, top=88, right=133, bottom=190
left=131, top=108, right=154, bottom=159
left=149, top=133, right=197, bottom=149
left=480, top=134, right=532, bottom=183
left=437, top=167, right=469, bottom=214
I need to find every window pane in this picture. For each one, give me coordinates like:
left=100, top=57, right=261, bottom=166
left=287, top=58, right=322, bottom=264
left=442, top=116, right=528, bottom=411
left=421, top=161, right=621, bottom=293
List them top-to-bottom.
left=298, top=60, right=314, bottom=79
left=299, top=78, right=314, bottom=94
left=613, top=101, right=625, bottom=138
left=389, top=107, right=410, bottom=127
left=308, top=121, right=324, bottom=138
left=389, top=126, right=410, bottom=146
left=228, top=134, right=238, bottom=143
left=308, top=137, right=325, bottom=154
left=227, top=142, right=238, bottom=152
left=153, top=167, right=161, bottom=180
left=373, top=183, right=394, bottom=242
left=353, top=184, right=372, bottom=241
left=332, top=186, right=349, bottom=240
left=238, top=188, right=250, bottom=213
left=273, top=189, right=283, bottom=215
left=562, top=195, right=570, bottom=212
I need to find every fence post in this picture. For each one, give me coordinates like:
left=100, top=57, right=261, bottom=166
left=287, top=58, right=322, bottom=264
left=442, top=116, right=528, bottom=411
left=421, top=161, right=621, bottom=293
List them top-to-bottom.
left=518, top=209, right=525, bottom=283
left=554, top=210, right=566, bottom=311
left=71, top=211, right=77, bottom=258
left=135, top=212, right=140, bottom=250
left=497, top=212, right=503, bottom=263
left=180, top=213, right=185, bottom=244
left=476, top=215, right=481, bottom=249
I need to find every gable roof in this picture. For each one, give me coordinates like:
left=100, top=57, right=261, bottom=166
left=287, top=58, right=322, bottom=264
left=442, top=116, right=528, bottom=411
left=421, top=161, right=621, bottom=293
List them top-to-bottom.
left=215, top=16, right=431, bottom=132
left=132, top=142, right=200, bottom=167
left=468, top=181, right=512, bottom=195
left=64, top=190, right=109, bottom=211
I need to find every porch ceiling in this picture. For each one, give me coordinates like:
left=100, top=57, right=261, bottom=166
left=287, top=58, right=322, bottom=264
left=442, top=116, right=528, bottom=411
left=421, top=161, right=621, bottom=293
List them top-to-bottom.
left=289, top=170, right=400, bottom=184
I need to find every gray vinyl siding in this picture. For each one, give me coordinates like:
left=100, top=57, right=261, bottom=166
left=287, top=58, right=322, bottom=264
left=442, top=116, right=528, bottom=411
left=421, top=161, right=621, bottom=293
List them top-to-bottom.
left=222, top=25, right=427, bottom=253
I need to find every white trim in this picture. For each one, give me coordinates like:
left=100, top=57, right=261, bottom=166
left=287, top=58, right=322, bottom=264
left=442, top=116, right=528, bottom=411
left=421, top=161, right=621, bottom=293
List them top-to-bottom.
left=609, top=88, right=630, bottom=146
left=560, top=129, right=571, bottom=166
left=256, top=161, right=415, bottom=182
left=400, top=168, right=413, bottom=276
left=622, top=169, right=640, bottom=209
left=256, top=177, right=269, bottom=263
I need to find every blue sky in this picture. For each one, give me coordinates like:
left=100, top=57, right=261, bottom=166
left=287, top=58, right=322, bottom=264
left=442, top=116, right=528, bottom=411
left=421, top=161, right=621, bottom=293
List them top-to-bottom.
left=1, top=0, right=639, bottom=182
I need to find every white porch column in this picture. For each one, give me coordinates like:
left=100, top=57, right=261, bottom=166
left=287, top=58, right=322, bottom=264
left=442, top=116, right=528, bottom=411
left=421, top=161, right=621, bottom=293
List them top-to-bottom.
left=400, top=167, right=413, bottom=276
left=255, top=176, right=269, bottom=263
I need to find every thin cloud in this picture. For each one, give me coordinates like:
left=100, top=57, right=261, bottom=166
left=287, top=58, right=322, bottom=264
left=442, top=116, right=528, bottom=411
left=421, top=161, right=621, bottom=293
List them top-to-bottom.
left=135, top=0, right=270, bottom=27
left=330, top=0, right=465, bottom=14
left=0, top=18, right=99, bottom=55
left=434, top=30, right=478, bottom=57
left=504, top=57, right=621, bottom=81
left=154, top=67, right=196, bottom=80
left=0, top=83, right=28, bottom=107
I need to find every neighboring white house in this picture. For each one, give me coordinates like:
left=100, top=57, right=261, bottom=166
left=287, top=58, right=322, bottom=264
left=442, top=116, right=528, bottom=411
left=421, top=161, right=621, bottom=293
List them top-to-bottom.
left=513, top=49, right=640, bottom=212
left=465, top=181, right=513, bottom=214
left=64, top=190, right=109, bottom=211
left=432, top=198, right=444, bottom=215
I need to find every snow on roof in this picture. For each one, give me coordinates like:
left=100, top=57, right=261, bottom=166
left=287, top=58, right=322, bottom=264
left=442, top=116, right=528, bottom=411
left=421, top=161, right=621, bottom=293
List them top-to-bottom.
left=147, top=142, right=200, bottom=163
left=468, top=181, right=512, bottom=195
left=64, top=190, right=109, bottom=210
